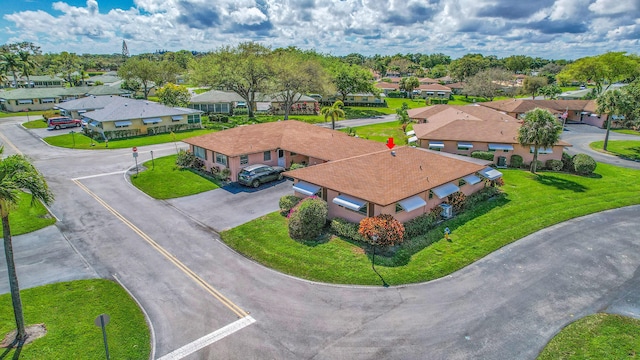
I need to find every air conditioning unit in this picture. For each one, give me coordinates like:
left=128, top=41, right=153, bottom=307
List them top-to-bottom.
left=440, top=203, right=453, bottom=219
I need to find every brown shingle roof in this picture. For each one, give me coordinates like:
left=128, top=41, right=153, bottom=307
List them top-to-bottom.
left=375, top=82, right=400, bottom=90
left=417, top=83, right=452, bottom=91
left=479, top=99, right=593, bottom=114
left=183, top=120, right=387, bottom=159
left=284, top=146, right=486, bottom=206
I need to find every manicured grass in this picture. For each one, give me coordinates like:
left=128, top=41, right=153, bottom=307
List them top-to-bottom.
left=384, top=97, right=427, bottom=109
left=0, top=111, right=49, bottom=119
left=21, top=120, right=48, bottom=129
left=339, top=120, right=412, bottom=144
left=43, top=129, right=214, bottom=149
left=612, top=129, right=640, bottom=136
left=590, top=140, right=640, bottom=161
left=130, top=154, right=219, bottom=199
left=221, top=164, right=640, bottom=285
left=0, top=192, right=55, bottom=237
left=0, top=279, right=150, bottom=359
left=537, top=313, right=640, bottom=359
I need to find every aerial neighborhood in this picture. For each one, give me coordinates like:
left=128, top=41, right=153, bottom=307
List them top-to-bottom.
left=1, top=7, right=640, bottom=359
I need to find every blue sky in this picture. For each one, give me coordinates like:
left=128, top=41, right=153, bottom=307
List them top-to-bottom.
left=1, top=0, right=639, bottom=59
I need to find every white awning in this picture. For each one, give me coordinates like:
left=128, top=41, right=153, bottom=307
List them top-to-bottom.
left=437, top=92, right=446, bottom=95
left=41, top=98, right=56, bottom=102
left=18, top=99, right=33, bottom=104
left=77, top=110, right=87, bottom=113
left=581, top=111, right=589, bottom=114
left=172, top=115, right=183, bottom=121
left=143, top=118, right=162, bottom=124
left=90, top=120, right=101, bottom=127
left=114, top=120, right=132, bottom=127
left=406, top=130, right=415, bottom=136
left=408, top=136, right=418, bottom=143
left=429, top=141, right=445, bottom=148
left=457, top=142, right=473, bottom=149
left=488, top=143, right=514, bottom=151
left=530, top=146, right=553, bottom=154
left=478, top=167, right=503, bottom=180
left=463, top=174, right=482, bottom=185
left=292, top=181, right=321, bottom=196
left=432, top=183, right=460, bottom=199
left=333, top=194, right=367, bottom=211
left=398, top=195, right=427, bottom=212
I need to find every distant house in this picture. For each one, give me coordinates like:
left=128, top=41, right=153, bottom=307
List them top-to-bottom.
left=86, top=72, right=121, bottom=86
left=1, top=74, right=65, bottom=88
left=418, top=77, right=438, bottom=84
left=374, top=82, right=400, bottom=95
left=446, top=82, right=466, bottom=95
left=415, top=84, right=452, bottom=100
left=0, top=86, right=132, bottom=112
left=188, top=90, right=245, bottom=114
left=257, top=92, right=319, bottom=115
left=326, top=93, right=386, bottom=107
left=55, top=95, right=130, bottom=119
left=83, top=98, right=202, bottom=139
left=478, top=99, right=607, bottom=128
left=408, top=105, right=570, bottom=166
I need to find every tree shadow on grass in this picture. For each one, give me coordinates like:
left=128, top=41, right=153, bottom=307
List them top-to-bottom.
left=534, top=174, right=589, bottom=192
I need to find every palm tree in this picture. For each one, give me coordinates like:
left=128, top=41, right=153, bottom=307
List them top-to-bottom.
left=18, top=51, right=38, bottom=88
left=0, top=52, right=22, bottom=88
left=399, top=76, right=420, bottom=99
left=596, top=89, right=623, bottom=151
left=321, top=100, right=345, bottom=130
left=396, top=102, right=412, bottom=132
left=517, top=108, right=563, bottom=173
left=0, top=148, right=54, bottom=344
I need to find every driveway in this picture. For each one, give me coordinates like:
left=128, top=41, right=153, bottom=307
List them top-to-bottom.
left=561, top=124, right=640, bottom=169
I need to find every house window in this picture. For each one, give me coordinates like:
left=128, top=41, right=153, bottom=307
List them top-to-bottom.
left=361, top=97, right=368, bottom=101
left=187, top=114, right=201, bottom=123
left=193, top=146, right=206, bottom=160
left=457, top=146, right=469, bottom=151
left=264, top=151, right=271, bottom=161
left=290, top=152, right=297, bottom=156
left=215, top=153, right=228, bottom=166
left=240, top=155, right=248, bottom=165
left=458, top=179, right=467, bottom=187
left=429, top=190, right=433, bottom=199
left=355, top=203, right=368, bottom=215
left=395, top=203, right=404, bottom=214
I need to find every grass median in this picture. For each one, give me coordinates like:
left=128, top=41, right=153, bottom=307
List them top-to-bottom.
left=43, top=128, right=213, bottom=149
left=591, top=140, right=640, bottom=161
left=221, top=164, right=640, bottom=285
left=0, top=192, right=55, bottom=237
left=0, top=279, right=150, bottom=359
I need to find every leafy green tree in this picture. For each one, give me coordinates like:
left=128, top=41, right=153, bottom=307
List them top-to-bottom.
left=54, top=52, right=82, bottom=86
left=557, top=52, right=638, bottom=94
left=449, top=54, right=491, bottom=81
left=503, top=55, right=533, bottom=73
left=118, top=58, right=160, bottom=99
left=154, top=60, right=181, bottom=87
left=331, top=63, right=377, bottom=102
left=429, top=64, right=448, bottom=79
left=463, top=68, right=513, bottom=101
left=399, top=76, right=420, bottom=99
left=522, top=76, right=548, bottom=99
left=156, top=83, right=191, bottom=107
left=539, top=84, right=562, bottom=99
left=594, top=86, right=640, bottom=150
left=321, top=100, right=345, bottom=130
left=396, top=102, right=411, bottom=132
left=517, top=108, right=563, bottom=173
left=1, top=149, right=54, bottom=344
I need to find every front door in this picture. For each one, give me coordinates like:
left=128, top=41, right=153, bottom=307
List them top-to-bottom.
left=278, top=149, right=285, bottom=167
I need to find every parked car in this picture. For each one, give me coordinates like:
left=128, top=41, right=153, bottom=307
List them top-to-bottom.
left=47, top=116, right=81, bottom=130
left=238, top=164, right=285, bottom=188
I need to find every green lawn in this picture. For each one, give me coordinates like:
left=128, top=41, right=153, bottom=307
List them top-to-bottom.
left=0, top=111, right=49, bottom=119
left=22, top=119, right=48, bottom=129
left=339, top=120, right=412, bottom=144
left=43, top=129, right=214, bottom=149
left=612, top=129, right=640, bottom=136
left=590, top=140, right=640, bottom=161
left=130, top=154, right=219, bottom=199
left=221, top=164, right=640, bottom=285
left=1, top=192, right=55, bottom=237
left=0, top=279, right=150, bottom=359
left=537, top=313, right=640, bottom=359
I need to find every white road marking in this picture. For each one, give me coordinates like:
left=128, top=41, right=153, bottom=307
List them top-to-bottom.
left=72, top=170, right=126, bottom=180
left=156, top=316, right=256, bottom=360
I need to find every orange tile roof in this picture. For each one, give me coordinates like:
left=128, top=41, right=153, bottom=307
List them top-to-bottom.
left=375, top=82, right=400, bottom=90
left=417, top=83, right=452, bottom=91
left=183, top=120, right=387, bottom=160
left=284, top=146, right=486, bottom=206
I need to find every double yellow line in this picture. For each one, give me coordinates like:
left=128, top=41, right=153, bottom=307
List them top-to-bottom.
left=73, top=179, right=248, bottom=318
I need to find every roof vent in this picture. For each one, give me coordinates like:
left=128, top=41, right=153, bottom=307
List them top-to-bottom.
left=124, top=103, right=128, bottom=106
left=391, top=151, right=396, bottom=157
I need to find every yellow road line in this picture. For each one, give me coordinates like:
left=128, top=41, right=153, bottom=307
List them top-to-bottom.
left=0, top=130, right=22, bottom=155
left=72, top=179, right=248, bottom=318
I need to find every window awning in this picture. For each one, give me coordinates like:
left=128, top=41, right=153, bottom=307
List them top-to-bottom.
left=437, top=92, right=446, bottom=95
left=42, top=98, right=55, bottom=102
left=18, top=99, right=32, bottom=104
left=77, top=110, right=87, bottom=113
left=581, top=111, right=589, bottom=114
left=171, top=115, right=183, bottom=121
left=611, top=115, right=625, bottom=120
left=143, top=118, right=162, bottom=124
left=89, top=120, right=101, bottom=127
left=114, top=120, right=132, bottom=127
left=406, top=130, right=415, bottom=136
left=408, top=136, right=418, bottom=143
left=429, top=141, right=444, bottom=148
left=457, top=142, right=473, bottom=149
left=488, top=143, right=514, bottom=151
left=531, top=146, right=553, bottom=154
left=478, top=167, right=503, bottom=180
left=463, top=174, right=482, bottom=185
left=292, top=181, right=321, bottom=197
left=432, top=183, right=460, bottom=199
left=333, top=194, right=367, bottom=211
left=398, top=195, right=427, bottom=212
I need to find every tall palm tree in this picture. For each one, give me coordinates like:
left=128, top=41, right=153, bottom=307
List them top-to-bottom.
left=18, top=51, right=38, bottom=88
left=0, top=52, right=22, bottom=88
left=596, top=89, right=622, bottom=151
left=320, top=100, right=345, bottom=130
left=396, top=102, right=412, bottom=132
left=517, top=108, right=563, bottom=173
left=0, top=148, right=54, bottom=344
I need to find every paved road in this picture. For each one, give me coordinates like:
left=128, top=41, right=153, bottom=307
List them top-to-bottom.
left=1, top=117, right=639, bottom=359
left=561, top=123, right=640, bottom=169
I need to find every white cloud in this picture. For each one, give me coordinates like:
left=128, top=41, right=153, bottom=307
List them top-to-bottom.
left=588, top=0, right=638, bottom=15
left=229, top=7, right=267, bottom=25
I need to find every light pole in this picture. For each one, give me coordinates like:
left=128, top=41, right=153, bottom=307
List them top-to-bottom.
left=69, top=130, right=76, bottom=148
left=150, top=150, right=155, bottom=170
left=371, top=234, right=379, bottom=271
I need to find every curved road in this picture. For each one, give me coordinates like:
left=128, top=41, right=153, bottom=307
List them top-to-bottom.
left=1, top=117, right=639, bottom=359
left=561, top=123, right=640, bottom=169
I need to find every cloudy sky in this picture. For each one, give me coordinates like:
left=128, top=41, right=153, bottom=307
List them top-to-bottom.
left=1, top=0, right=639, bottom=59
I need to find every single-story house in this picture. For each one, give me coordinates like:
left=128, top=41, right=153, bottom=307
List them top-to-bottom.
left=86, top=72, right=121, bottom=86
left=1, top=74, right=66, bottom=88
left=418, top=77, right=438, bottom=84
left=374, top=82, right=400, bottom=95
left=446, top=82, right=466, bottom=95
left=414, top=84, right=452, bottom=99
left=0, top=86, right=131, bottom=112
left=188, top=90, right=245, bottom=114
left=256, top=92, right=319, bottom=115
left=325, top=93, right=386, bottom=107
left=55, top=95, right=130, bottom=119
left=83, top=98, right=202, bottom=139
left=478, top=99, right=608, bottom=128
left=408, top=105, right=570, bottom=166
left=182, top=120, right=387, bottom=181
left=284, top=146, right=497, bottom=223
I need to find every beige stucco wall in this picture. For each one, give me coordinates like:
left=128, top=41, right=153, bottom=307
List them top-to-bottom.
left=1, top=98, right=60, bottom=112
left=98, top=115, right=190, bottom=135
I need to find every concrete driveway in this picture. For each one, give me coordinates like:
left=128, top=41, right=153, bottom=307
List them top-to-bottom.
left=561, top=124, right=640, bottom=169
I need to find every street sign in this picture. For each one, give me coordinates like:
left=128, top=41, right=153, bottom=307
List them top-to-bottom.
left=132, top=146, right=137, bottom=152
left=133, top=152, right=138, bottom=158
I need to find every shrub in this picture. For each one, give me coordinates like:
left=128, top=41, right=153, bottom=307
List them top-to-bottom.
left=387, top=91, right=404, bottom=98
left=232, top=107, right=248, bottom=116
left=42, top=110, right=59, bottom=120
left=175, top=150, right=203, bottom=170
left=471, top=151, right=495, bottom=161
left=562, top=152, right=574, bottom=172
left=572, top=153, right=597, bottom=175
left=510, top=154, right=523, bottom=168
left=545, top=159, right=563, bottom=171
left=529, top=160, right=544, bottom=171
left=289, top=163, right=306, bottom=170
left=218, top=168, right=231, bottom=181
left=464, top=187, right=502, bottom=209
left=447, top=191, right=467, bottom=213
left=279, top=195, right=301, bottom=216
left=288, top=198, right=328, bottom=240
left=404, top=209, right=441, bottom=239
left=358, top=214, right=405, bottom=246
left=330, top=218, right=366, bottom=242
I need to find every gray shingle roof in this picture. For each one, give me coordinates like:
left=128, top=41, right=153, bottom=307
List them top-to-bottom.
left=0, top=86, right=131, bottom=100
left=190, top=90, right=245, bottom=103
left=55, top=95, right=130, bottom=111
left=83, top=98, right=202, bottom=122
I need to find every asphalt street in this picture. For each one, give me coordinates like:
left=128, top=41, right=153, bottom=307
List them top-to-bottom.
left=0, top=115, right=639, bottom=359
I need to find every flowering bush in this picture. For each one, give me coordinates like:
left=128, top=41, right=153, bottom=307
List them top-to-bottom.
left=447, top=191, right=467, bottom=213
left=279, top=195, right=301, bottom=216
left=288, top=197, right=328, bottom=240
left=358, top=214, right=405, bottom=246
